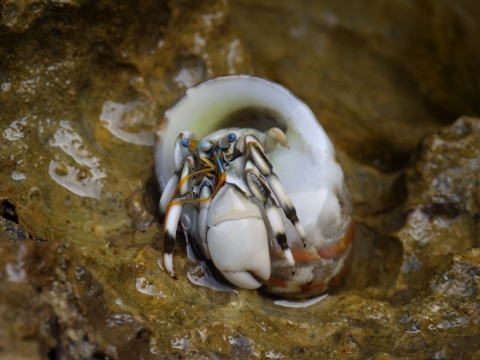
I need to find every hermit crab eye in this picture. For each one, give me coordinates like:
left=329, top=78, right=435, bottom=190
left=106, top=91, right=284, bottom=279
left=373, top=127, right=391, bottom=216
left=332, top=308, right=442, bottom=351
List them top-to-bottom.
left=218, top=133, right=237, bottom=148
left=227, top=133, right=236, bottom=143
left=181, top=138, right=190, bottom=148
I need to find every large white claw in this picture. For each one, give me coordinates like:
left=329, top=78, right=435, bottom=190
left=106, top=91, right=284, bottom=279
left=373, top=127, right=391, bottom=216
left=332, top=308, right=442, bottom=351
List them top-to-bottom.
left=207, top=218, right=271, bottom=288
left=222, top=271, right=262, bottom=290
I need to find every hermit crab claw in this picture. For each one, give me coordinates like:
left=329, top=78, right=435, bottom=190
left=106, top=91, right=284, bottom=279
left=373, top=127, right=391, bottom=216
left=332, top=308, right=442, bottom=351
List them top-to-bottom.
left=154, top=75, right=354, bottom=299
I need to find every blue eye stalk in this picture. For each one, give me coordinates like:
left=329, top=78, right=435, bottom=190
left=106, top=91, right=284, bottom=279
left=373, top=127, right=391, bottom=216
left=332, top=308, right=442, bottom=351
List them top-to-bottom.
left=181, top=133, right=236, bottom=151
left=218, top=133, right=237, bottom=149
left=181, top=137, right=213, bottom=151
left=197, top=140, right=213, bottom=152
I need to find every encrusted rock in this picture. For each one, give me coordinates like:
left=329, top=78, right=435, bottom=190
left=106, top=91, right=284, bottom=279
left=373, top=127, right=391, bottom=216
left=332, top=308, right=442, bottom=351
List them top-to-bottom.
left=1, top=0, right=480, bottom=357
left=394, top=117, right=480, bottom=289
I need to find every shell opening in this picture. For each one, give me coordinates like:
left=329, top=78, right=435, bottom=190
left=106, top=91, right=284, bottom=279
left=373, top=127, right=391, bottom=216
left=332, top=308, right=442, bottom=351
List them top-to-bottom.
left=219, top=107, right=287, bottom=133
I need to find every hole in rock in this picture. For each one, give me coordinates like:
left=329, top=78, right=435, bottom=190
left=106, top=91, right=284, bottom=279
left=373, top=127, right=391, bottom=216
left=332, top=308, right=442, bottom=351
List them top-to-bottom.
left=349, top=139, right=412, bottom=173
left=0, top=200, right=19, bottom=224
left=341, top=225, right=404, bottom=296
left=47, top=349, right=59, bottom=360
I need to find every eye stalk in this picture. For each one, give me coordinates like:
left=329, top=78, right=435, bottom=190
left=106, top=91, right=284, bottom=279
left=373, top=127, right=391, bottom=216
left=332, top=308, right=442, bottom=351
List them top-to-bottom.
left=218, top=133, right=237, bottom=149
left=181, top=137, right=213, bottom=151
left=197, top=140, right=213, bottom=152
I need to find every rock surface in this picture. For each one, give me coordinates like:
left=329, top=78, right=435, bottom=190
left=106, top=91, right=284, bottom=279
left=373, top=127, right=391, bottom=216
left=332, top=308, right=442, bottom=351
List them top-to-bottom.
left=1, top=0, right=480, bottom=358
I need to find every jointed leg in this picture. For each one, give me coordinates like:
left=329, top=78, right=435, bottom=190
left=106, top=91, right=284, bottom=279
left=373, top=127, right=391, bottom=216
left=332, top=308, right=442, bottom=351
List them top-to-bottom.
left=159, top=133, right=191, bottom=216
left=245, top=135, right=307, bottom=247
left=162, top=156, right=195, bottom=277
left=245, top=160, right=295, bottom=273
left=159, top=173, right=179, bottom=216
left=266, top=173, right=307, bottom=246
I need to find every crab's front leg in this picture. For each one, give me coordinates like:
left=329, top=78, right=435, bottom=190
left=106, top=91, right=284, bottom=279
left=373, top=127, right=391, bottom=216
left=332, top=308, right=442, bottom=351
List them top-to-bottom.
left=159, top=133, right=192, bottom=215
left=246, top=134, right=307, bottom=246
left=161, top=155, right=195, bottom=278
left=245, top=159, right=296, bottom=274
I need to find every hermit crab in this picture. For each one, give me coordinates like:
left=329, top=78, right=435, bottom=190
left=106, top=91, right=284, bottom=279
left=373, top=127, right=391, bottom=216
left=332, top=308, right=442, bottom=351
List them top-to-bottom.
left=154, top=75, right=354, bottom=298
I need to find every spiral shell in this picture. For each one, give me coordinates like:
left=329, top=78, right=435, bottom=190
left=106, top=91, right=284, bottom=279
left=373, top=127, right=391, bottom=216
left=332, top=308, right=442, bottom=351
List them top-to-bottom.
left=155, top=75, right=354, bottom=298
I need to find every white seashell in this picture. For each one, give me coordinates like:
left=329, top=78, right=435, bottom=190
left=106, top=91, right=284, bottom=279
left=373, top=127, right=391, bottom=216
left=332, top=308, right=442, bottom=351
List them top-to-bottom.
left=155, top=75, right=354, bottom=298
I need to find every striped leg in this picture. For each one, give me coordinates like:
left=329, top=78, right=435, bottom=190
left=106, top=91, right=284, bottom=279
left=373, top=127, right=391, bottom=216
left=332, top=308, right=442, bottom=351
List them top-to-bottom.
left=159, top=133, right=192, bottom=216
left=245, top=135, right=307, bottom=247
left=162, top=156, right=195, bottom=277
left=245, top=160, right=295, bottom=273
left=266, top=173, right=307, bottom=246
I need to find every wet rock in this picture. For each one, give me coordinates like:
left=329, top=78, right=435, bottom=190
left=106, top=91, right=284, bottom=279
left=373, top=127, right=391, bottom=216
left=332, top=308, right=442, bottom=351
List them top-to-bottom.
left=0, top=0, right=251, bottom=246
left=1, top=0, right=480, bottom=358
left=229, top=0, right=480, bottom=170
left=394, top=117, right=480, bottom=290
left=408, top=117, right=480, bottom=216
left=125, top=187, right=154, bottom=232
left=0, top=217, right=30, bottom=242
left=342, top=224, right=403, bottom=293
left=0, top=235, right=156, bottom=359
left=393, top=247, right=480, bottom=359
left=430, top=249, right=480, bottom=300
left=394, top=335, right=428, bottom=355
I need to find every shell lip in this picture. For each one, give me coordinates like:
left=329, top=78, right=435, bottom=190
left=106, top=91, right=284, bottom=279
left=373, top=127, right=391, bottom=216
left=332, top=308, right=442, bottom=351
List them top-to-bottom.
left=154, top=74, right=305, bottom=147
left=161, top=75, right=301, bottom=120
left=154, top=76, right=235, bottom=146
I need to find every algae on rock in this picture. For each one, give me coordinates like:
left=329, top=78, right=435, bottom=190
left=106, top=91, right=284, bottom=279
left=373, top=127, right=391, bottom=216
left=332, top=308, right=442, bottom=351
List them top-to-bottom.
left=1, top=0, right=480, bottom=358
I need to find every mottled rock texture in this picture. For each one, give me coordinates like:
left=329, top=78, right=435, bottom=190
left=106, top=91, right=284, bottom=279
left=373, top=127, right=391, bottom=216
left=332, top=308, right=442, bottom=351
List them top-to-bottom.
left=1, top=0, right=480, bottom=358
